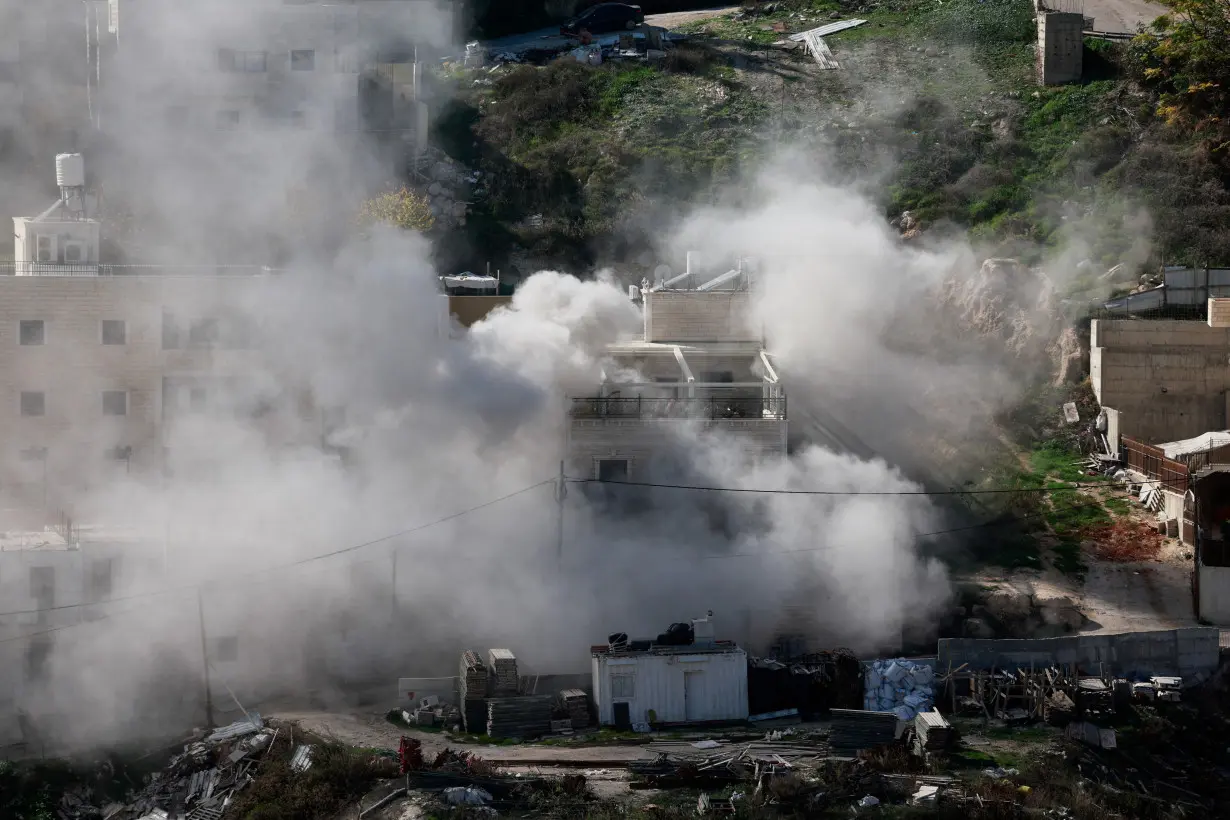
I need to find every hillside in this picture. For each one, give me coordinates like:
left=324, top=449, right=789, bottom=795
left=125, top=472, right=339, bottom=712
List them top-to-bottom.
left=435, top=0, right=1230, bottom=280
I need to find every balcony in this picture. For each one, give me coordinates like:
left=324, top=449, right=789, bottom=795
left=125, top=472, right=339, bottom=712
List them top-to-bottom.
left=570, top=383, right=786, bottom=421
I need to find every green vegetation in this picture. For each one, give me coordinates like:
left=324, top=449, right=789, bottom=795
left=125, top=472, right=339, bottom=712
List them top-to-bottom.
left=357, top=188, right=435, bottom=233
left=228, top=739, right=398, bottom=820
left=0, top=761, right=76, bottom=820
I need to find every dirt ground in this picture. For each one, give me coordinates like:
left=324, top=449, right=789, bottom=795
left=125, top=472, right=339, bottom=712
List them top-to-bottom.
left=647, top=6, right=741, bottom=29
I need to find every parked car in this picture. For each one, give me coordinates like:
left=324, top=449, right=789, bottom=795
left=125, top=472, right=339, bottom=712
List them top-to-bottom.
left=561, top=3, right=645, bottom=36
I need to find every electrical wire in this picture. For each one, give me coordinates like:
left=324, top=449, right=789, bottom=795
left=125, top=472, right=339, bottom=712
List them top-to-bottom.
left=566, top=472, right=1189, bottom=496
left=0, top=478, right=554, bottom=619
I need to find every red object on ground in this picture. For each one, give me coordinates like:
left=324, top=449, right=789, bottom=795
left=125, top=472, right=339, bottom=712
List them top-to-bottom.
left=1085, top=521, right=1164, bottom=562
left=398, top=736, right=423, bottom=773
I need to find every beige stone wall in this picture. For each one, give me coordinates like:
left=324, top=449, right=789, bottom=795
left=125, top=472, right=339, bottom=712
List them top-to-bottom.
left=0, top=275, right=301, bottom=506
left=643, top=291, right=760, bottom=343
left=1209, top=298, right=1230, bottom=328
left=1091, top=319, right=1230, bottom=443
left=566, top=418, right=787, bottom=479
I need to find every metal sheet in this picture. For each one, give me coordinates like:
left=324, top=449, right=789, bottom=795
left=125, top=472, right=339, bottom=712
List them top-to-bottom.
left=789, top=19, right=867, bottom=41
left=802, top=34, right=840, bottom=69
left=593, top=648, right=748, bottom=726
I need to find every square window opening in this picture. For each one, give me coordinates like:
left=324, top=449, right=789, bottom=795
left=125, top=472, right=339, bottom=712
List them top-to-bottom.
left=291, top=49, right=315, bottom=70
left=102, top=319, right=126, bottom=345
left=19, top=320, right=44, bottom=346
left=21, top=391, right=45, bottom=417
left=102, top=391, right=128, bottom=416
left=597, top=458, right=629, bottom=483
left=610, top=673, right=635, bottom=699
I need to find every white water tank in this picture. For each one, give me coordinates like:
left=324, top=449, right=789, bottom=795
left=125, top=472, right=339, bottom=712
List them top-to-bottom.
left=56, top=153, right=85, bottom=188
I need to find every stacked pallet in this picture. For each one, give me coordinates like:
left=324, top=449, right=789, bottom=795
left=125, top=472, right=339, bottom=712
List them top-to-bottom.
left=489, top=649, right=519, bottom=696
left=459, top=650, right=489, bottom=701
left=559, top=689, right=590, bottom=729
left=487, top=695, right=554, bottom=740
left=829, top=709, right=898, bottom=756
left=913, top=710, right=953, bottom=753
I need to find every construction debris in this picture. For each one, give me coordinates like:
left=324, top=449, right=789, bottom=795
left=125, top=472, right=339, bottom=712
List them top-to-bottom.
left=489, top=648, right=519, bottom=696
left=864, top=659, right=935, bottom=719
left=559, top=688, right=590, bottom=729
left=486, top=694, right=554, bottom=739
left=828, top=709, right=898, bottom=756
left=912, top=709, right=953, bottom=754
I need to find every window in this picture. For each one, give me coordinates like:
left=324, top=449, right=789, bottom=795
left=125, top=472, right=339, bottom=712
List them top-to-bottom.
left=218, top=49, right=266, bottom=72
left=290, top=49, right=315, bottom=71
left=215, top=109, right=240, bottom=131
left=35, top=235, right=52, bottom=262
left=63, top=242, right=84, bottom=263
left=162, top=309, right=181, bottom=349
left=188, top=318, right=218, bottom=348
left=19, top=320, right=44, bottom=346
left=102, top=320, right=126, bottom=345
left=702, top=371, right=735, bottom=384
left=102, top=390, right=127, bottom=416
left=21, top=392, right=45, bottom=417
left=109, top=445, right=132, bottom=461
left=20, top=446, right=47, bottom=462
left=597, top=459, right=629, bottom=483
left=89, top=559, right=113, bottom=600
left=30, top=566, right=54, bottom=609
left=214, top=636, right=238, bottom=663
left=25, top=637, right=52, bottom=682
left=610, top=673, right=635, bottom=699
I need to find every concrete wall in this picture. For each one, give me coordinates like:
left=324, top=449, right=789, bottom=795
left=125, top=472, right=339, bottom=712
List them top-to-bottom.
left=1036, top=12, right=1083, bottom=85
left=0, top=275, right=319, bottom=506
left=644, top=291, right=759, bottom=343
left=1209, top=298, right=1230, bottom=328
left=1091, top=319, right=1230, bottom=443
left=567, top=418, right=787, bottom=479
left=1197, top=566, right=1230, bottom=625
left=938, top=627, right=1222, bottom=682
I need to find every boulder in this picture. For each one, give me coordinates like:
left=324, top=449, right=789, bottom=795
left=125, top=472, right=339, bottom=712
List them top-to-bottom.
left=985, top=589, right=1032, bottom=623
left=963, top=617, right=997, bottom=639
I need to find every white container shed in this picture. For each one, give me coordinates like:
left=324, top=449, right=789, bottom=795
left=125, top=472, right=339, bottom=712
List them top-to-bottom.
left=592, top=644, right=748, bottom=726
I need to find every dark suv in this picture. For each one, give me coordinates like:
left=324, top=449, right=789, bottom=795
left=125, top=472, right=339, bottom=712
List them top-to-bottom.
left=561, top=3, right=646, bottom=36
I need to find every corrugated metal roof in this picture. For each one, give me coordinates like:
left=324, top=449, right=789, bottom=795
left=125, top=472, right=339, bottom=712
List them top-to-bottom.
left=789, top=19, right=867, bottom=41
left=1160, top=431, right=1230, bottom=458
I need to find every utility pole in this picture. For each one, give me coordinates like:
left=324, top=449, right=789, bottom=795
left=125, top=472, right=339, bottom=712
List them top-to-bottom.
left=555, top=460, right=567, bottom=567
left=390, top=544, right=399, bottom=621
left=197, top=588, right=215, bottom=729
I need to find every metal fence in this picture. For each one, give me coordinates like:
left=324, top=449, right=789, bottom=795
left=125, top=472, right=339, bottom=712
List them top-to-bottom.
left=0, top=262, right=279, bottom=277
left=571, top=394, right=786, bottom=421
left=1122, top=436, right=1189, bottom=494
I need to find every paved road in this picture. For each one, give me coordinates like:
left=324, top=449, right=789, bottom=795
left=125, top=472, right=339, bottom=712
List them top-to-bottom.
left=1081, top=0, right=1167, bottom=33
left=480, top=5, right=739, bottom=55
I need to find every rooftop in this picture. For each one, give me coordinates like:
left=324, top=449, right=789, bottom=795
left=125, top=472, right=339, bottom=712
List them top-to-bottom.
left=591, top=640, right=742, bottom=657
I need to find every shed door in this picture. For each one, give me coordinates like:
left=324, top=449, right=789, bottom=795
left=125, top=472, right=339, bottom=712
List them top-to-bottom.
left=1183, top=490, right=1197, bottom=546
left=684, top=670, right=704, bottom=722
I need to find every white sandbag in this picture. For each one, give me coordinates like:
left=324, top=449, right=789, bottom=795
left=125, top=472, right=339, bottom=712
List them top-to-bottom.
left=883, top=662, right=907, bottom=683
left=911, top=666, right=934, bottom=685
left=866, top=669, right=881, bottom=690
left=892, top=705, right=916, bottom=721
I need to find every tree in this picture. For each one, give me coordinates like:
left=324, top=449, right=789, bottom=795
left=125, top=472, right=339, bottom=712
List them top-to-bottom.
left=1136, top=0, right=1230, bottom=151
left=357, top=188, right=436, bottom=233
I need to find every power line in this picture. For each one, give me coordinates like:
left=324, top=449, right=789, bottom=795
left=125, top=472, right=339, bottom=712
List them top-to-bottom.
left=566, top=473, right=1188, bottom=496
left=0, top=479, right=553, bottom=619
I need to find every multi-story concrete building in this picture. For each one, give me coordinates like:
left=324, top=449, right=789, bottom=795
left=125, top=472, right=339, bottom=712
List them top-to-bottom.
left=105, top=0, right=457, bottom=137
left=566, top=265, right=787, bottom=483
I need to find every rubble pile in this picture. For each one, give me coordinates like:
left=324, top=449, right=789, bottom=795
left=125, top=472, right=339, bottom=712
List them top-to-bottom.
left=408, top=149, right=478, bottom=232
left=489, top=649, right=519, bottom=697
left=864, top=659, right=935, bottom=720
left=401, top=694, right=462, bottom=730
left=78, top=715, right=272, bottom=820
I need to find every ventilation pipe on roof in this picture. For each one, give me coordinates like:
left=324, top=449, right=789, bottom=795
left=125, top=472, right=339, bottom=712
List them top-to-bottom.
left=673, top=345, right=695, bottom=399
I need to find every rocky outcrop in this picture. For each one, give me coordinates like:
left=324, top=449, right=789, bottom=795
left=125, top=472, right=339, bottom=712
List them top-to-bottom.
left=411, top=150, right=479, bottom=232
left=948, top=583, right=1088, bottom=639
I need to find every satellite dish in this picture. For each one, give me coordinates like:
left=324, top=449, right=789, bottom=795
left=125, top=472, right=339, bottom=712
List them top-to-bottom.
left=653, top=264, right=672, bottom=284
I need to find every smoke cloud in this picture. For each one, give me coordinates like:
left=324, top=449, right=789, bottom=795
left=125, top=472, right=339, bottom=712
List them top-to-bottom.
left=1, top=2, right=1130, bottom=755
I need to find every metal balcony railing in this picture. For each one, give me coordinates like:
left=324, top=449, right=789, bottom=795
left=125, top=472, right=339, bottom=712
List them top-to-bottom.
left=0, top=262, right=280, bottom=277
left=571, top=394, right=786, bottom=421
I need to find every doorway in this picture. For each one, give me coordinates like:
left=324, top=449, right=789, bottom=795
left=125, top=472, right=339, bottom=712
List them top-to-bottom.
left=684, top=670, right=703, bottom=723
